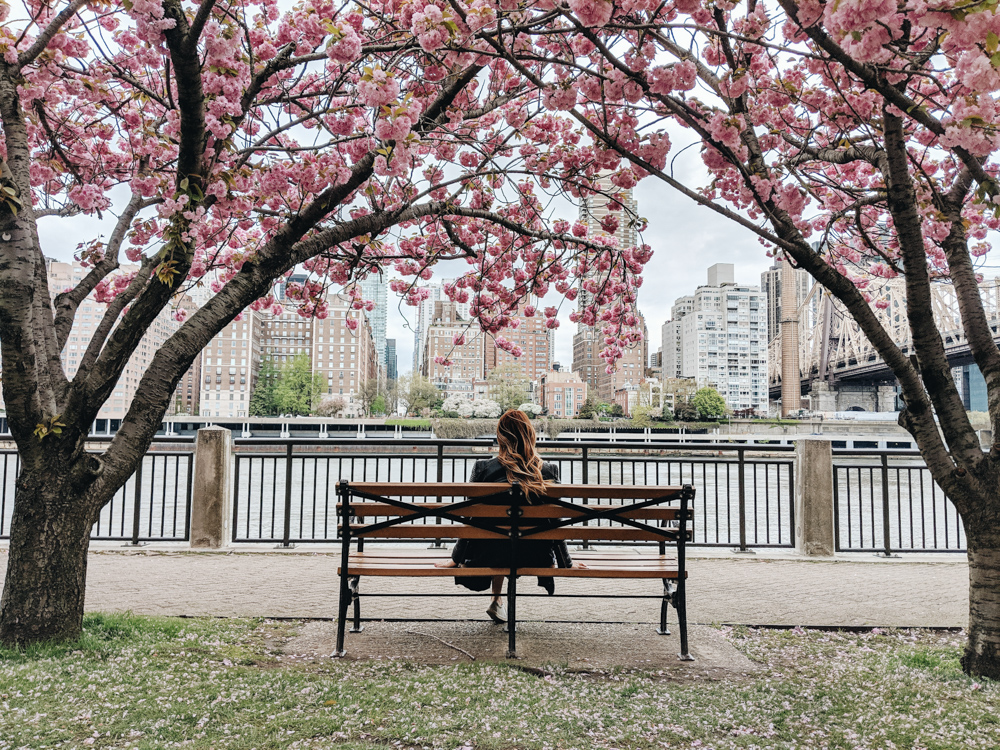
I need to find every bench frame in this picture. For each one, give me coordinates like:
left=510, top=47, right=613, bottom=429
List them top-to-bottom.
left=334, top=479, right=695, bottom=660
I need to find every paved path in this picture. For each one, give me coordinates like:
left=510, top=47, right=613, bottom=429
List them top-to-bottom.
left=0, top=547, right=969, bottom=628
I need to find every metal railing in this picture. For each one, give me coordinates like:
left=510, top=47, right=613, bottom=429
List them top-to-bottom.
left=0, top=437, right=968, bottom=555
left=0, top=438, right=195, bottom=544
left=231, top=439, right=796, bottom=548
left=833, top=450, right=965, bottom=554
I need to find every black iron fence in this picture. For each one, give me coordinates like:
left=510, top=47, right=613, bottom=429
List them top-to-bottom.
left=0, top=437, right=968, bottom=555
left=0, top=439, right=195, bottom=544
left=231, top=439, right=796, bottom=548
left=833, top=450, right=965, bottom=554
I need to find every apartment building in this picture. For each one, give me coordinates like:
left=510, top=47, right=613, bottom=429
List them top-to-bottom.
left=572, top=174, right=646, bottom=395
left=42, top=260, right=179, bottom=423
left=760, top=261, right=811, bottom=343
left=669, top=264, right=768, bottom=413
left=412, top=280, right=471, bottom=374
left=171, top=294, right=202, bottom=415
left=199, top=294, right=381, bottom=418
left=661, top=295, right=694, bottom=380
left=308, top=296, right=380, bottom=396
left=421, top=301, right=485, bottom=399
left=485, top=301, right=553, bottom=382
left=199, top=311, right=263, bottom=418
left=592, top=314, right=647, bottom=404
left=539, top=369, right=588, bottom=418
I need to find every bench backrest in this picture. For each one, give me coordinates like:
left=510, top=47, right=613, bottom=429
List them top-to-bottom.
left=338, top=481, right=694, bottom=544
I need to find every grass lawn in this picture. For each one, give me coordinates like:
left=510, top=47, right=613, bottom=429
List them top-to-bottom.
left=0, top=614, right=996, bottom=750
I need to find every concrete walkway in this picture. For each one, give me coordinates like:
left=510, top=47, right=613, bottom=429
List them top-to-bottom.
left=0, top=545, right=969, bottom=628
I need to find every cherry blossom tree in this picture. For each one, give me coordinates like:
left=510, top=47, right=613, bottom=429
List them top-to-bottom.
left=0, top=0, right=652, bottom=646
left=502, top=0, right=1000, bottom=676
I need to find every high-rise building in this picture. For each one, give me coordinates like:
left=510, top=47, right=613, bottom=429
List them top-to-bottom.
left=571, top=175, right=646, bottom=394
left=573, top=175, right=648, bottom=403
left=575, top=175, right=639, bottom=317
left=40, top=260, right=179, bottom=423
left=761, top=261, right=811, bottom=343
left=665, top=264, right=768, bottom=414
left=277, top=273, right=309, bottom=301
left=358, top=276, right=388, bottom=371
left=412, top=279, right=470, bottom=373
left=199, top=293, right=380, bottom=418
left=171, top=294, right=203, bottom=415
left=309, top=295, right=380, bottom=397
left=661, top=296, right=694, bottom=380
left=421, top=301, right=484, bottom=399
left=485, top=301, right=552, bottom=382
left=199, top=311, right=264, bottom=418
left=595, top=313, right=648, bottom=403
left=385, top=338, right=397, bottom=381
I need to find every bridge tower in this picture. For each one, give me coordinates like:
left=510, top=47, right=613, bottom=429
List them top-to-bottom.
left=780, top=256, right=802, bottom=416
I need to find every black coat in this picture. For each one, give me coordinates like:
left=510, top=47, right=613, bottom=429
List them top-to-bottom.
left=450, top=457, right=572, bottom=594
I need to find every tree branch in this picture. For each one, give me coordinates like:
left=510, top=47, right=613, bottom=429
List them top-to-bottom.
left=16, top=0, right=89, bottom=70
left=184, top=0, right=219, bottom=53
left=776, top=0, right=997, bottom=194
left=882, top=104, right=983, bottom=474
left=937, top=167, right=1000, bottom=451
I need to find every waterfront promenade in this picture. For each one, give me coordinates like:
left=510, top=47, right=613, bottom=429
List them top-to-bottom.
left=0, top=545, right=968, bottom=628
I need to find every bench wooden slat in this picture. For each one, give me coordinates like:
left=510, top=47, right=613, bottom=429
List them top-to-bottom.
left=346, top=482, right=684, bottom=501
left=340, top=502, right=680, bottom=521
left=350, top=524, right=680, bottom=541
left=347, top=551, right=657, bottom=560
left=346, top=555, right=676, bottom=568
left=341, top=565, right=683, bottom=579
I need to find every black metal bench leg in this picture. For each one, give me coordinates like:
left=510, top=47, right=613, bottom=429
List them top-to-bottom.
left=334, top=567, right=351, bottom=657
left=506, top=574, right=518, bottom=659
left=349, top=576, right=364, bottom=633
left=676, top=577, right=694, bottom=661
left=656, top=579, right=672, bottom=635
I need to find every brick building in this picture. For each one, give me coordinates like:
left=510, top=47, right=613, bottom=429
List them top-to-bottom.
left=421, top=301, right=484, bottom=400
left=485, top=302, right=553, bottom=382
left=594, top=314, right=648, bottom=404
left=539, top=369, right=588, bottom=418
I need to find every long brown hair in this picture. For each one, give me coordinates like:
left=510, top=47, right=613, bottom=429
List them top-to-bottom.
left=496, top=409, right=549, bottom=500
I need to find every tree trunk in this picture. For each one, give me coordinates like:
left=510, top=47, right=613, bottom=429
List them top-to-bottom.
left=0, top=466, right=97, bottom=645
left=963, top=513, right=1000, bottom=679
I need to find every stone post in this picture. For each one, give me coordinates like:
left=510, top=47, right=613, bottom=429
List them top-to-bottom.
left=190, top=426, right=232, bottom=548
left=795, top=438, right=835, bottom=556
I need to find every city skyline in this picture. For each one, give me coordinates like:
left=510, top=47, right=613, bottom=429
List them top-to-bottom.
left=36, top=179, right=798, bottom=383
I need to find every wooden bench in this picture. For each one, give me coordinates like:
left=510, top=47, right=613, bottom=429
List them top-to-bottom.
left=334, top=480, right=695, bottom=660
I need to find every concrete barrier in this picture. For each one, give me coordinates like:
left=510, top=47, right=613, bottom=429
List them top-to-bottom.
left=190, top=427, right=232, bottom=548
left=795, top=438, right=835, bottom=556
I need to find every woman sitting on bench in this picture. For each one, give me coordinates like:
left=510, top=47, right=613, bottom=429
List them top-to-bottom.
left=435, top=409, right=586, bottom=623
